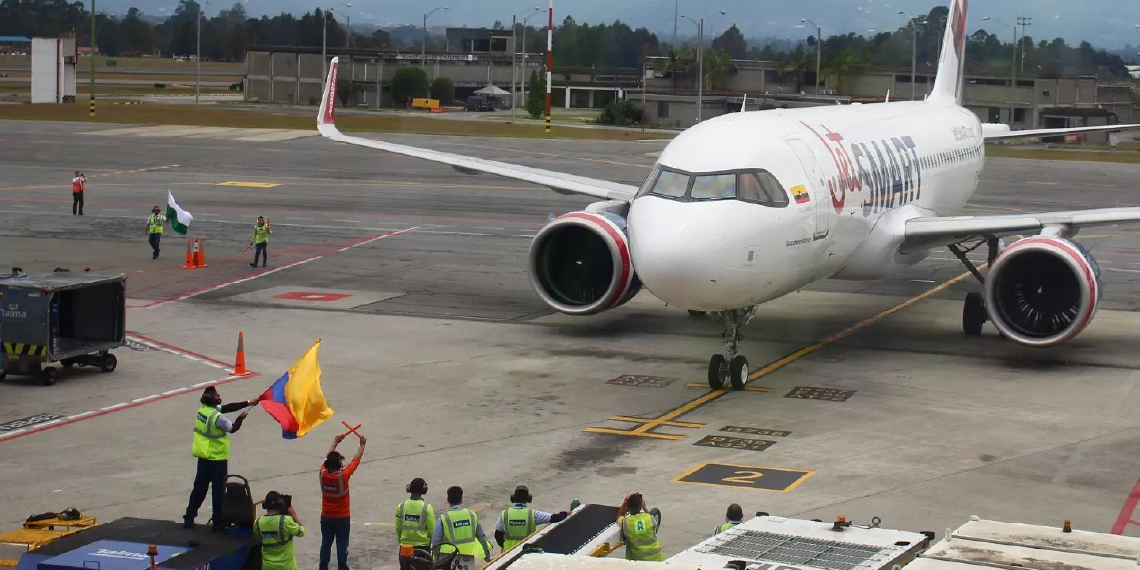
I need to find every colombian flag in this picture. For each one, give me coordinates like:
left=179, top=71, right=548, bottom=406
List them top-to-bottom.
left=258, top=340, right=333, bottom=439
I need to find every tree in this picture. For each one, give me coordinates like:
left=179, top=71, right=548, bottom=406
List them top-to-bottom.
left=711, top=25, right=747, bottom=60
left=664, top=45, right=696, bottom=90
left=779, top=45, right=811, bottom=93
left=822, top=48, right=860, bottom=94
left=703, top=49, right=736, bottom=90
left=390, top=66, right=429, bottom=106
left=525, top=70, right=546, bottom=119
left=430, top=76, right=455, bottom=104
left=598, top=100, right=642, bottom=125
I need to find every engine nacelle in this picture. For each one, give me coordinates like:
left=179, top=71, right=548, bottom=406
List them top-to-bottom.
left=528, top=211, right=642, bottom=315
left=984, top=236, right=1101, bottom=347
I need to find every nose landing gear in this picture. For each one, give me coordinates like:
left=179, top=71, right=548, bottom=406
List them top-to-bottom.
left=707, top=309, right=753, bottom=391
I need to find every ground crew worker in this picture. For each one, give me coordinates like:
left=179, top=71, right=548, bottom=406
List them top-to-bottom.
left=71, top=171, right=85, bottom=215
left=146, top=205, right=165, bottom=259
left=250, top=216, right=271, bottom=268
left=183, top=386, right=257, bottom=530
left=319, top=431, right=366, bottom=570
left=396, top=478, right=435, bottom=570
left=432, top=486, right=492, bottom=566
left=494, top=486, right=569, bottom=551
left=256, top=491, right=305, bottom=570
left=618, top=493, right=663, bottom=562
left=714, top=504, right=743, bottom=536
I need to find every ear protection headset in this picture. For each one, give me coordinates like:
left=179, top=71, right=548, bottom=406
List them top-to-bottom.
left=407, top=478, right=429, bottom=494
left=511, top=485, right=533, bottom=504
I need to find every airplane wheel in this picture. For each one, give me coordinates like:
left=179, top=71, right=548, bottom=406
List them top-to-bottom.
left=963, top=292, right=986, bottom=336
left=708, top=354, right=727, bottom=389
left=729, top=355, right=749, bottom=391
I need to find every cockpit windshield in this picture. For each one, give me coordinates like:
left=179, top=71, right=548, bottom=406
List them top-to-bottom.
left=637, top=167, right=790, bottom=208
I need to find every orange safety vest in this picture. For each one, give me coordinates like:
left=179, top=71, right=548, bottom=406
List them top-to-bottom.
left=72, top=177, right=85, bottom=193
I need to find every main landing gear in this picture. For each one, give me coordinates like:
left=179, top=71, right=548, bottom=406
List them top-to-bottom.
left=948, top=236, right=1001, bottom=336
left=708, top=308, right=754, bottom=391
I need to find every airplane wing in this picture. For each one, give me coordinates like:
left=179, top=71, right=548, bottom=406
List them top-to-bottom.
left=315, top=57, right=637, bottom=202
left=982, top=122, right=1140, bottom=141
left=901, top=207, right=1140, bottom=252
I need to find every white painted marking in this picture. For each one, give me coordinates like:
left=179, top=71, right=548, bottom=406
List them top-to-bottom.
left=12, top=204, right=36, bottom=209
left=286, top=217, right=312, bottom=221
left=334, top=220, right=362, bottom=223
left=1105, top=268, right=1140, bottom=274
left=911, top=279, right=937, bottom=283
left=184, top=355, right=202, bottom=362
left=191, top=380, right=215, bottom=387
left=162, top=388, right=184, bottom=395
left=132, top=395, right=161, bottom=403
left=101, top=403, right=129, bottom=411
left=68, top=411, right=95, bottom=420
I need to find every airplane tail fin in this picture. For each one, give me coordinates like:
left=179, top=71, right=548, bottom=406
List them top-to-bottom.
left=929, top=0, right=968, bottom=104
left=317, top=57, right=339, bottom=135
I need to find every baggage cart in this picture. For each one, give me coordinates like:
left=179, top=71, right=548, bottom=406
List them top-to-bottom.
left=0, top=272, right=126, bottom=386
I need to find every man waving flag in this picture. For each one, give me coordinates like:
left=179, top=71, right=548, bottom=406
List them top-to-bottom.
left=167, top=191, right=194, bottom=235
left=258, top=340, right=334, bottom=439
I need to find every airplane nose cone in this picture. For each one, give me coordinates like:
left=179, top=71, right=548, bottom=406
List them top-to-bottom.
left=628, top=197, right=735, bottom=309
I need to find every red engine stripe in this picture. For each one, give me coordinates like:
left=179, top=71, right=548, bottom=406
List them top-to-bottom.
left=558, top=212, right=632, bottom=309
left=1005, top=237, right=1098, bottom=333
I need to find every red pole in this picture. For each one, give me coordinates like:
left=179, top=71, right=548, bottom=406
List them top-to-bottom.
left=545, top=0, right=553, bottom=134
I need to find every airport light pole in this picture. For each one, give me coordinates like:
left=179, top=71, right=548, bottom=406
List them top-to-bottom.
left=89, top=0, right=95, bottom=117
left=196, top=0, right=210, bottom=104
left=322, top=3, right=351, bottom=82
left=422, top=6, right=448, bottom=68
left=510, top=8, right=541, bottom=123
left=682, top=10, right=725, bottom=123
left=899, top=12, right=927, bottom=100
left=984, top=16, right=1017, bottom=125
left=1016, top=16, right=1032, bottom=72
left=800, top=19, right=821, bottom=94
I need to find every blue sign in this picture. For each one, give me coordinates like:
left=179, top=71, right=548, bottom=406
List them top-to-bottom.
left=41, top=541, right=190, bottom=570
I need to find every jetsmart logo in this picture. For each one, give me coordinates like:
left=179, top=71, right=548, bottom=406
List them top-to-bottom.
left=92, top=549, right=149, bottom=560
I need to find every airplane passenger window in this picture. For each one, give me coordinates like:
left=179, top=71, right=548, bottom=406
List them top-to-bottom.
left=650, top=169, right=691, bottom=198
left=738, top=172, right=790, bottom=207
left=690, top=174, right=737, bottom=200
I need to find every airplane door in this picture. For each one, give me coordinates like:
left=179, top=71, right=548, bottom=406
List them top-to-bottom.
left=785, top=138, right=830, bottom=240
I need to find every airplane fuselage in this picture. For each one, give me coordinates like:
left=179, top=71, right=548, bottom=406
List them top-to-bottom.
left=628, top=99, right=986, bottom=311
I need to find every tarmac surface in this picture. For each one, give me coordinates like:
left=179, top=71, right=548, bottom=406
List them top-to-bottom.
left=1, top=119, right=1139, bottom=568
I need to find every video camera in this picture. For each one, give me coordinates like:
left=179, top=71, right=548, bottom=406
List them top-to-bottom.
left=265, top=492, right=293, bottom=511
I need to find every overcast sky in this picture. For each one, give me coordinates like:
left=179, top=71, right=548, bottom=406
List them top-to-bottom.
left=126, top=0, right=1139, bottom=47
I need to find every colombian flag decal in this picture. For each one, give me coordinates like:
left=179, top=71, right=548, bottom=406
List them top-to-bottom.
left=791, top=185, right=810, bottom=204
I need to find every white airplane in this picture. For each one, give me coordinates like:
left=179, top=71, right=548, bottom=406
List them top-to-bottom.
left=316, top=0, right=1140, bottom=390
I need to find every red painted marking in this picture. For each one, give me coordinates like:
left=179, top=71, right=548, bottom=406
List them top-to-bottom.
left=558, top=212, right=631, bottom=309
left=273, top=291, right=352, bottom=302
left=0, top=332, right=260, bottom=445
left=1111, top=479, right=1140, bottom=534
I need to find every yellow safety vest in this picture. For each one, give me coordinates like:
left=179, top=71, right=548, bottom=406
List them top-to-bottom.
left=148, top=214, right=164, bottom=234
left=253, top=224, right=270, bottom=244
left=191, top=404, right=229, bottom=461
left=397, top=498, right=434, bottom=546
left=501, top=506, right=536, bottom=551
left=440, top=508, right=480, bottom=557
left=623, top=513, right=663, bottom=561
left=256, top=514, right=304, bottom=570
left=715, top=521, right=740, bottom=535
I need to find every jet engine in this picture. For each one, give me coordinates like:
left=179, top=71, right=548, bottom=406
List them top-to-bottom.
left=528, top=211, right=641, bottom=315
left=983, top=236, right=1101, bottom=347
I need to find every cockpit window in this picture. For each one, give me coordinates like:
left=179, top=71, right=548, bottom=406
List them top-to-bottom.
left=638, top=166, right=790, bottom=208
left=649, top=169, right=691, bottom=198
left=738, top=172, right=790, bottom=207
left=690, top=174, right=737, bottom=200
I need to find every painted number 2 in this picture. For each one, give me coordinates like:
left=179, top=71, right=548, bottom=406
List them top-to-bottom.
left=723, top=471, right=765, bottom=485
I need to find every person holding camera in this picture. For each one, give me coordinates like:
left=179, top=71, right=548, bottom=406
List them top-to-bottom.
left=71, top=170, right=86, bottom=216
left=319, top=431, right=366, bottom=570
left=256, top=491, right=306, bottom=570
left=618, top=493, right=663, bottom=562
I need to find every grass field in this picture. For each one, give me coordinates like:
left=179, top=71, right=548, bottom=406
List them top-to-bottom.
left=0, top=55, right=244, bottom=74
left=0, top=103, right=672, bottom=140
left=986, top=144, right=1140, bottom=164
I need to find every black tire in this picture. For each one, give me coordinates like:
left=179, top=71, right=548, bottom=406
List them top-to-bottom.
left=963, top=292, right=986, bottom=336
left=687, top=310, right=706, bottom=317
left=100, top=353, right=117, bottom=373
left=708, top=354, right=727, bottom=389
left=729, top=355, right=749, bottom=390
left=41, top=368, right=57, bottom=386
left=0, top=369, right=6, bottom=383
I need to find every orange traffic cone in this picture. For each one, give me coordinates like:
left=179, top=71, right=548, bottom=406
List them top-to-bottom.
left=192, top=238, right=208, bottom=268
left=183, top=239, right=195, bottom=269
left=233, top=331, right=248, bottom=375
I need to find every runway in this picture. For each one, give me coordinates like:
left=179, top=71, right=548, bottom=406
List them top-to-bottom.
left=1, top=119, right=1138, bottom=567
